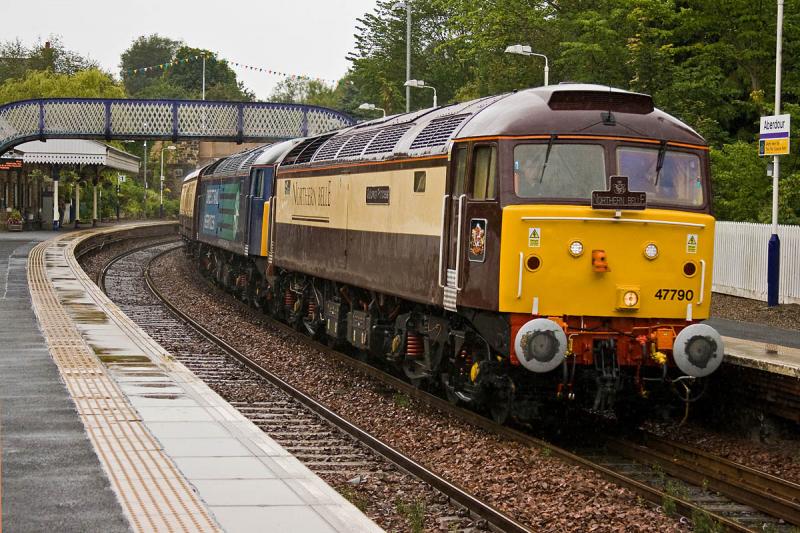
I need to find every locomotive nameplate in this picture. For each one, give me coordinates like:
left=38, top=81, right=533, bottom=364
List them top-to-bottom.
left=591, top=176, right=646, bottom=210
left=366, top=185, right=390, bottom=205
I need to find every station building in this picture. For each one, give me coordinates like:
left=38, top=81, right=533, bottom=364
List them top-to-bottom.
left=0, top=139, right=139, bottom=230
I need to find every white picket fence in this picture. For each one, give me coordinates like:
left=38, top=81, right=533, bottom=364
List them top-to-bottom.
left=713, top=221, right=800, bottom=304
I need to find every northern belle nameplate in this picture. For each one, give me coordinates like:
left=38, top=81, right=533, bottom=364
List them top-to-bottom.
left=592, top=176, right=646, bottom=210
left=366, top=185, right=390, bottom=205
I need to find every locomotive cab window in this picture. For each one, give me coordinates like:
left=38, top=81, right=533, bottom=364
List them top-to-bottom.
left=514, top=143, right=605, bottom=199
left=471, top=145, right=497, bottom=200
left=452, top=146, right=468, bottom=196
left=617, top=147, right=704, bottom=207
left=250, top=169, right=263, bottom=198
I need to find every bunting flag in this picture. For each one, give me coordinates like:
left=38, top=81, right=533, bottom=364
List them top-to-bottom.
left=126, top=54, right=337, bottom=85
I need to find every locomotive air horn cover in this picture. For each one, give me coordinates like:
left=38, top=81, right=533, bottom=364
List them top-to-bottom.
left=514, top=318, right=567, bottom=373
left=672, top=323, right=724, bottom=377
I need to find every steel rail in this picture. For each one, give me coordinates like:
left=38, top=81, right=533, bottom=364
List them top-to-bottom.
left=132, top=240, right=772, bottom=533
left=138, top=246, right=530, bottom=533
left=609, top=435, right=800, bottom=526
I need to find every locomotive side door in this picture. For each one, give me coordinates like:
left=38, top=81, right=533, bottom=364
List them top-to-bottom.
left=458, top=142, right=499, bottom=310
left=441, top=143, right=500, bottom=312
left=441, top=145, right=469, bottom=311
left=246, top=167, right=274, bottom=256
left=246, top=168, right=264, bottom=255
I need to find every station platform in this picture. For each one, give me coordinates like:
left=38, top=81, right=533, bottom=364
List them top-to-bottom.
left=1, top=223, right=381, bottom=533
left=705, top=318, right=800, bottom=378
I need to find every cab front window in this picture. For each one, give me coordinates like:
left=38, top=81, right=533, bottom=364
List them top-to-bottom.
left=513, top=143, right=606, bottom=199
left=617, top=147, right=704, bottom=207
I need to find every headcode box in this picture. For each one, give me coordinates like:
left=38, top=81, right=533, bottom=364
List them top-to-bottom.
left=759, top=114, right=791, bottom=156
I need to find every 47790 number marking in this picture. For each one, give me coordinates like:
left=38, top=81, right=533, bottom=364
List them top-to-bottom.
left=654, top=289, right=694, bottom=301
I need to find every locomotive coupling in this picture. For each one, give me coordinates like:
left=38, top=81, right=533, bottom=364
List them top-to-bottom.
left=514, top=318, right=567, bottom=373
left=672, top=323, right=724, bottom=377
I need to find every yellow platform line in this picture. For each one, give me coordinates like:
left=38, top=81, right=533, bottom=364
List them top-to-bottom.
left=27, top=228, right=219, bottom=533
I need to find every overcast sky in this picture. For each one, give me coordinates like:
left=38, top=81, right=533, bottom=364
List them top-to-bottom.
left=9, top=0, right=380, bottom=100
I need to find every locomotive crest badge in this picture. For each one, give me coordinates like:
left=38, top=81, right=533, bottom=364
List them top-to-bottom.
left=591, top=176, right=646, bottom=210
left=468, top=218, right=487, bottom=262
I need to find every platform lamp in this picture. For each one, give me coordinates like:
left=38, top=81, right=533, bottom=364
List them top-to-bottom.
left=504, top=44, right=550, bottom=86
left=404, top=80, right=437, bottom=108
left=358, top=103, right=387, bottom=118
left=160, top=145, right=176, bottom=218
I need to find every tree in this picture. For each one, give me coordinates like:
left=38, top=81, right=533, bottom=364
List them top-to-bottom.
left=120, top=34, right=181, bottom=97
left=0, top=36, right=97, bottom=85
left=120, top=36, right=254, bottom=101
left=165, top=47, right=253, bottom=101
left=0, top=68, right=124, bottom=104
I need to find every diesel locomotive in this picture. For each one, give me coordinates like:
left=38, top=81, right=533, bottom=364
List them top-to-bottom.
left=180, top=84, right=724, bottom=423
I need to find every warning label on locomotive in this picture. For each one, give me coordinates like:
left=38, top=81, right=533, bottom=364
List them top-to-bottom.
left=591, top=176, right=646, bottom=210
left=528, top=227, right=541, bottom=248
left=686, top=234, right=698, bottom=254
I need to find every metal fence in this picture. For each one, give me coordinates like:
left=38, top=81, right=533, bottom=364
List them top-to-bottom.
left=713, top=221, right=800, bottom=304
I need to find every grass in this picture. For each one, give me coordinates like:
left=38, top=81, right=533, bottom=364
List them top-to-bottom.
left=393, top=392, right=411, bottom=409
left=662, top=479, right=689, bottom=517
left=339, top=486, right=369, bottom=512
left=396, top=498, right=426, bottom=533
left=691, top=509, right=724, bottom=533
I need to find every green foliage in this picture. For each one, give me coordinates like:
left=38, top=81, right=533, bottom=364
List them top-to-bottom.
left=343, top=0, right=800, bottom=222
left=120, top=34, right=181, bottom=96
left=120, top=35, right=253, bottom=101
left=0, top=36, right=97, bottom=85
left=0, top=68, right=124, bottom=105
left=395, top=498, right=426, bottom=533
left=691, top=509, right=724, bottom=533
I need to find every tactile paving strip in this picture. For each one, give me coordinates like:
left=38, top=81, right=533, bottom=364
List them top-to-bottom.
left=27, top=228, right=219, bottom=533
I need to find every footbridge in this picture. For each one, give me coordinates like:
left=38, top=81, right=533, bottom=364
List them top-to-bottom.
left=0, top=97, right=356, bottom=155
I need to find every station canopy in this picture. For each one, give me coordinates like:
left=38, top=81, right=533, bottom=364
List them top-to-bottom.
left=3, top=139, right=140, bottom=173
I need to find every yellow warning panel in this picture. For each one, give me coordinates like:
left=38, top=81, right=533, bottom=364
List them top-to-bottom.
left=760, top=138, right=790, bottom=156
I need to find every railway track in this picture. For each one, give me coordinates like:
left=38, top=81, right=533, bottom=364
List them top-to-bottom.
left=98, top=238, right=800, bottom=533
left=100, top=240, right=526, bottom=533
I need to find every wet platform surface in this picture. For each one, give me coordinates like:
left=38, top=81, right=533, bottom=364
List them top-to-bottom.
left=23, top=224, right=382, bottom=533
left=0, top=235, right=130, bottom=532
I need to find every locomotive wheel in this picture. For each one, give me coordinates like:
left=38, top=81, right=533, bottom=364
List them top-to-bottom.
left=402, top=359, right=429, bottom=388
left=488, top=377, right=515, bottom=425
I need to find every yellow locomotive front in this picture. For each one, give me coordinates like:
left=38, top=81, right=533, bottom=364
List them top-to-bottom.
left=496, top=134, right=723, bottom=409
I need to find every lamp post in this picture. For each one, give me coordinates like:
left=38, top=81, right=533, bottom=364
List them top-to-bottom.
left=392, top=1, right=411, bottom=112
left=504, top=44, right=550, bottom=86
left=404, top=79, right=437, bottom=108
left=358, top=103, right=387, bottom=118
left=142, top=139, right=148, bottom=219
left=160, top=145, right=176, bottom=218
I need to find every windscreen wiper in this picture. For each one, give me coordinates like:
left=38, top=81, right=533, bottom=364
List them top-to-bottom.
left=539, top=135, right=556, bottom=183
left=654, top=141, right=667, bottom=186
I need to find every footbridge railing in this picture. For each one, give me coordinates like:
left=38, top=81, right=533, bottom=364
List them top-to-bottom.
left=0, top=98, right=356, bottom=154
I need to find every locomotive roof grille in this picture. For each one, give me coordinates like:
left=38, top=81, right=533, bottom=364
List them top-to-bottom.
left=547, top=90, right=654, bottom=114
left=409, top=114, right=470, bottom=149
left=363, top=126, right=411, bottom=155
left=337, top=130, right=380, bottom=158
left=292, top=134, right=335, bottom=165
left=313, top=135, right=351, bottom=161
left=239, top=146, right=268, bottom=170
left=214, top=150, right=254, bottom=176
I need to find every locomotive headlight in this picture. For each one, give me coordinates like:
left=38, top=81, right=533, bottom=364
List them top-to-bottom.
left=568, top=240, right=584, bottom=257
left=644, top=243, right=659, bottom=260
left=623, top=291, right=639, bottom=307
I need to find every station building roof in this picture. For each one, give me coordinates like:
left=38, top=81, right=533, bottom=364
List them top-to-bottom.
left=3, top=139, right=140, bottom=173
